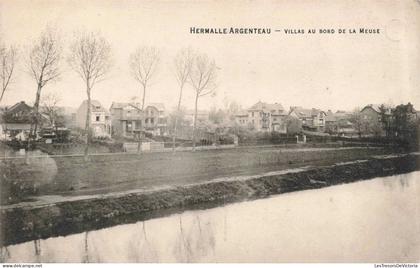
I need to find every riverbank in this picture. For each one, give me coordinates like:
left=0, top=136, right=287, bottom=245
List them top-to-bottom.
left=0, top=146, right=390, bottom=204
left=1, top=153, right=419, bottom=247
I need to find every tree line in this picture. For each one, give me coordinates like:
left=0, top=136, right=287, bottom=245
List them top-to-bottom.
left=0, top=26, right=219, bottom=159
left=350, top=103, right=419, bottom=148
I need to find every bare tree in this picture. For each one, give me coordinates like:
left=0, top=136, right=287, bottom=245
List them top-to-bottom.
left=27, top=27, right=62, bottom=150
left=68, top=31, right=112, bottom=160
left=0, top=41, right=17, bottom=104
left=129, top=46, right=159, bottom=110
left=172, top=47, right=193, bottom=151
left=189, top=53, right=218, bottom=149
left=40, top=93, right=62, bottom=127
left=350, top=108, right=364, bottom=138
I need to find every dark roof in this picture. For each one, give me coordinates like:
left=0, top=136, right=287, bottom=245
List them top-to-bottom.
left=80, top=100, right=110, bottom=115
left=1, top=101, right=34, bottom=124
left=5, top=101, right=32, bottom=113
left=249, top=101, right=285, bottom=112
left=110, top=102, right=142, bottom=111
left=110, top=102, right=128, bottom=109
left=146, top=103, right=165, bottom=112
left=361, top=104, right=393, bottom=115
left=290, top=107, right=325, bottom=118
left=326, top=110, right=353, bottom=123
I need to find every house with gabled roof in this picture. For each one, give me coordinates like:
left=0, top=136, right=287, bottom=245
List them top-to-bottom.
left=76, top=100, right=111, bottom=138
left=0, top=101, right=35, bottom=140
left=235, top=101, right=287, bottom=133
left=109, top=102, right=143, bottom=137
left=109, top=102, right=168, bottom=137
left=144, top=103, right=167, bottom=136
left=360, top=104, right=393, bottom=123
left=289, top=106, right=327, bottom=132
left=234, top=110, right=249, bottom=126
left=325, top=110, right=357, bottom=136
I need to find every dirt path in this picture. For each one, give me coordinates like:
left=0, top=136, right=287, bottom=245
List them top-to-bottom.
left=3, top=152, right=411, bottom=210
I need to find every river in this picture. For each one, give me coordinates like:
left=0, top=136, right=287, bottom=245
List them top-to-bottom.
left=1, top=171, right=419, bottom=263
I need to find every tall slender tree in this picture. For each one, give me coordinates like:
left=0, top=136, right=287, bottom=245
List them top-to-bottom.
left=27, top=27, right=62, bottom=151
left=68, top=31, right=112, bottom=160
left=0, top=41, right=17, bottom=104
left=129, top=46, right=159, bottom=110
left=172, top=47, right=193, bottom=151
left=189, top=52, right=218, bottom=149
left=40, top=93, right=62, bottom=128
left=350, top=108, right=364, bottom=138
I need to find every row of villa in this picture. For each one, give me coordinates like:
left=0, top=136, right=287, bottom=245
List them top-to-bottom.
left=1, top=98, right=418, bottom=141
left=0, top=100, right=206, bottom=140
left=80, top=100, right=363, bottom=138
left=75, top=101, right=168, bottom=138
left=75, top=101, right=209, bottom=138
left=233, top=101, right=419, bottom=136
left=234, top=102, right=329, bottom=133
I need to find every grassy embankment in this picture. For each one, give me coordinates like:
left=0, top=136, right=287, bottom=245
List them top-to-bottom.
left=0, top=146, right=391, bottom=204
left=0, top=152, right=418, bottom=247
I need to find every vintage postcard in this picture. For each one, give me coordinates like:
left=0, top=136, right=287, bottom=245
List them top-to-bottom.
left=0, top=0, right=419, bottom=265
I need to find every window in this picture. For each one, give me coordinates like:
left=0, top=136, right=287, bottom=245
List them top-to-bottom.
left=252, top=112, right=254, bottom=117
left=95, top=115, right=100, bottom=122
left=145, top=118, right=149, bottom=123
left=151, top=118, right=154, bottom=124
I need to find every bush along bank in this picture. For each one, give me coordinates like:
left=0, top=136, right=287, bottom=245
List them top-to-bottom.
left=1, top=153, right=419, bottom=246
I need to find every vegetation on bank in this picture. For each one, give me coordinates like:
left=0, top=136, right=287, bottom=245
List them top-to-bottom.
left=349, top=103, right=420, bottom=147
left=0, top=146, right=391, bottom=205
left=1, top=153, right=418, bottom=247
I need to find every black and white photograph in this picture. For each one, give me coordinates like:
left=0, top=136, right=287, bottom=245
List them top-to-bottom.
left=0, top=0, right=419, bottom=265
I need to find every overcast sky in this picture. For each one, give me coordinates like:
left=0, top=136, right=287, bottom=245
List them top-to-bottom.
left=0, top=0, right=419, bottom=112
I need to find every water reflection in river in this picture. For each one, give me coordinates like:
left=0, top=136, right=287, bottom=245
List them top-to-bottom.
left=2, top=172, right=419, bottom=262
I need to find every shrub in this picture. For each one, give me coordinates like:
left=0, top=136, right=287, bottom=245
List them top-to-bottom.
left=0, top=161, right=39, bottom=204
